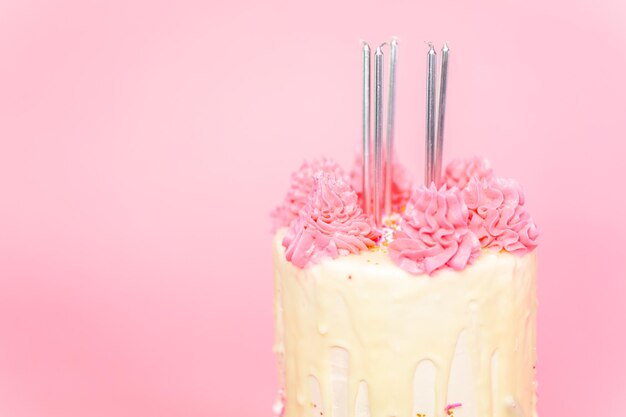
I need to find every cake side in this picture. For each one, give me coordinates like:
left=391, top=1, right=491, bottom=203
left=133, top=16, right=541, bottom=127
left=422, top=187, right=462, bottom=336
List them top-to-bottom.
left=273, top=229, right=538, bottom=417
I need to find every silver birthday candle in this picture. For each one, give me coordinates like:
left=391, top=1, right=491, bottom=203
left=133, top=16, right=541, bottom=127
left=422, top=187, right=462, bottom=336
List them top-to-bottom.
left=385, top=38, right=398, bottom=215
left=362, top=41, right=372, bottom=215
left=425, top=43, right=437, bottom=186
left=434, top=43, right=449, bottom=187
left=374, top=44, right=385, bottom=226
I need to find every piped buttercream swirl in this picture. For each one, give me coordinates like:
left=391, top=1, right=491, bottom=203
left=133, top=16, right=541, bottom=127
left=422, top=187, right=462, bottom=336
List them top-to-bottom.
left=444, top=156, right=494, bottom=189
left=271, top=158, right=346, bottom=232
left=282, top=172, right=380, bottom=268
left=462, top=177, right=539, bottom=255
left=389, top=185, right=481, bottom=275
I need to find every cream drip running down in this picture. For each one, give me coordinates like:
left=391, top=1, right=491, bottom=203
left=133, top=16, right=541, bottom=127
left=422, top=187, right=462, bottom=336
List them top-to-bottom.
left=270, top=40, right=540, bottom=417
left=271, top=155, right=539, bottom=417
left=272, top=231, right=538, bottom=417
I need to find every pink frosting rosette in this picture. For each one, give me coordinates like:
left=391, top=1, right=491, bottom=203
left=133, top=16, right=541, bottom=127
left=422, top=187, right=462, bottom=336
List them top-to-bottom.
left=349, top=152, right=413, bottom=213
left=443, top=156, right=494, bottom=189
left=271, top=158, right=346, bottom=232
left=282, top=172, right=380, bottom=268
left=462, top=177, right=539, bottom=255
left=389, top=185, right=481, bottom=275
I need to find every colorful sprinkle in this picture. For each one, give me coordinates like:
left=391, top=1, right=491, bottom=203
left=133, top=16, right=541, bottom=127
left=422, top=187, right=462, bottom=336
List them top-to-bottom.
left=445, top=403, right=462, bottom=416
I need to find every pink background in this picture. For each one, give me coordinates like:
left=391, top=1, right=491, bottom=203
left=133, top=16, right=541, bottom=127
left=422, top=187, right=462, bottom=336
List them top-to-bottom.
left=1, top=0, right=625, bottom=415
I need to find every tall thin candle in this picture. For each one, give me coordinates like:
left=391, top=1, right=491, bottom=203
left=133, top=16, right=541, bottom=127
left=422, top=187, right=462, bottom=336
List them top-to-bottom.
left=385, top=38, right=398, bottom=215
left=362, top=42, right=372, bottom=215
left=434, top=43, right=449, bottom=186
left=374, top=44, right=384, bottom=226
left=425, top=44, right=437, bottom=186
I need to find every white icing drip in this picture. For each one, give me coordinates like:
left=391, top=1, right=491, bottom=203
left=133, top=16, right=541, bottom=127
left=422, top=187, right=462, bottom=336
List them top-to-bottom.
left=273, top=230, right=538, bottom=417
left=273, top=265, right=286, bottom=382
left=447, top=331, right=476, bottom=417
left=330, top=347, right=349, bottom=417
left=491, top=350, right=499, bottom=417
left=413, top=360, right=436, bottom=417
left=308, top=375, right=323, bottom=417
left=354, top=381, right=370, bottom=417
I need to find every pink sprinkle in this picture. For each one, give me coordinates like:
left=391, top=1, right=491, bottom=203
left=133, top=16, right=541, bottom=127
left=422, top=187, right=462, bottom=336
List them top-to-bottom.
left=445, top=403, right=462, bottom=414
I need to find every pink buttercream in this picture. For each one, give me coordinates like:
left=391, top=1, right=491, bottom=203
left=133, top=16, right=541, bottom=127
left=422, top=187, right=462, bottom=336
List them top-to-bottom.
left=349, top=152, right=413, bottom=213
left=444, top=156, right=494, bottom=189
left=271, top=158, right=346, bottom=232
left=282, top=172, right=380, bottom=268
left=462, top=177, right=539, bottom=255
left=389, top=185, right=481, bottom=275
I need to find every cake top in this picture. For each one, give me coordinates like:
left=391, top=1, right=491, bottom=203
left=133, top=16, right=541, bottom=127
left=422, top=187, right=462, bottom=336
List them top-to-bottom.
left=271, top=41, right=538, bottom=275
left=272, top=156, right=538, bottom=276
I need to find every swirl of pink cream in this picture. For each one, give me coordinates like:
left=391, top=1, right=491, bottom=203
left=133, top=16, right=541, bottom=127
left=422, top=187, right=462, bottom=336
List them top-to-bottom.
left=349, top=152, right=413, bottom=212
left=443, top=156, right=494, bottom=189
left=271, top=158, right=346, bottom=232
left=282, top=172, right=380, bottom=268
left=462, top=177, right=538, bottom=255
left=389, top=185, right=481, bottom=275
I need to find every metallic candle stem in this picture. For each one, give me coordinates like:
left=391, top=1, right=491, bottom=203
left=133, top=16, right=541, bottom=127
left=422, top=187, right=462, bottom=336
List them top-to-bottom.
left=385, top=38, right=398, bottom=216
left=361, top=42, right=372, bottom=215
left=434, top=43, right=449, bottom=187
left=374, top=44, right=385, bottom=227
left=425, top=44, right=437, bottom=186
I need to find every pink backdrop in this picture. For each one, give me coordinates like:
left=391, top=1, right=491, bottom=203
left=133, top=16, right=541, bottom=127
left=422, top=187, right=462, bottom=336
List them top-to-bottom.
left=1, top=0, right=625, bottom=415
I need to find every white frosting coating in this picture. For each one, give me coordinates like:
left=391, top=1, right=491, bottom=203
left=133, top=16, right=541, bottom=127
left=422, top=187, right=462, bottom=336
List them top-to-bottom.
left=272, top=230, right=538, bottom=417
left=413, top=360, right=436, bottom=416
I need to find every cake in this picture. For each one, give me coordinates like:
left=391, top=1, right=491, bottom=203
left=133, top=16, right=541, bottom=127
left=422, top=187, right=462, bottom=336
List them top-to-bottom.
left=270, top=41, right=539, bottom=417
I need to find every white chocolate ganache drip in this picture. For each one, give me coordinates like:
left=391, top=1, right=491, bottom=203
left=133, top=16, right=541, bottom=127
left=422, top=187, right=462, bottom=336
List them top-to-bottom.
left=272, top=230, right=538, bottom=417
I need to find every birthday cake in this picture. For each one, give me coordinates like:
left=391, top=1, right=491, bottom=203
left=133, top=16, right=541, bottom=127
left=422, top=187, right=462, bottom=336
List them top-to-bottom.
left=271, top=41, right=539, bottom=417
